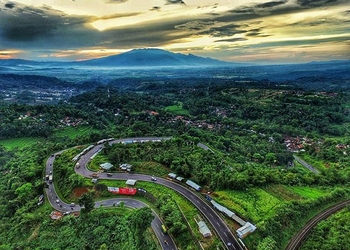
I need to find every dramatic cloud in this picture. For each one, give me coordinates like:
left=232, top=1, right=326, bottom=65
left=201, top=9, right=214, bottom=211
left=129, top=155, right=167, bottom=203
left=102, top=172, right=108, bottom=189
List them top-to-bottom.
left=0, top=0, right=348, bottom=63
left=165, top=0, right=186, bottom=5
left=297, top=0, right=338, bottom=7
left=256, top=1, right=287, bottom=9
left=4, top=2, right=15, bottom=8
left=199, top=24, right=246, bottom=37
left=215, top=37, right=247, bottom=43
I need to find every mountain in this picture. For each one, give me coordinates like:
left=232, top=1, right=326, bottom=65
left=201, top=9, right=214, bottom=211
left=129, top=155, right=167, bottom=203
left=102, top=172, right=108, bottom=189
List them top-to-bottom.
left=0, top=48, right=236, bottom=68
left=78, top=48, right=233, bottom=67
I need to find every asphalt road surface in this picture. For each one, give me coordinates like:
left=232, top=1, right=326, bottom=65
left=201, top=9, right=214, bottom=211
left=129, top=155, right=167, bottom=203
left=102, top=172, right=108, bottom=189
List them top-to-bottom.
left=46, top=137, right=243, bottom=250
left=75, top=137, right=243, bottom=250
left=45, top=146, right=176, bottom=250
left=293, top=155, right=319, bottom=174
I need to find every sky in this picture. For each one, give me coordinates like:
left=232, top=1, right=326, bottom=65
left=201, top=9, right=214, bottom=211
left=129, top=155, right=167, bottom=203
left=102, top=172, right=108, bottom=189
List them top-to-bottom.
left=0, top=0, right=349, bottom=63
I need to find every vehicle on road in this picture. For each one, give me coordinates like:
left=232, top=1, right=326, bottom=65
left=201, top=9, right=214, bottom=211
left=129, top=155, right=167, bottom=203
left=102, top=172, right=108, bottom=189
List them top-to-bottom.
left=91, top=173, right=99, bottom=178
left=107, top=173, right=113, bottom=177
left=49, top=175, right=53, bottom=183
left=151, top=176, right=157, bottom=181
left=55, top=199, right=60, bottom=203
left=70, top=203, right=75, bottom=207
left=161, top=224, right=167, bottom=234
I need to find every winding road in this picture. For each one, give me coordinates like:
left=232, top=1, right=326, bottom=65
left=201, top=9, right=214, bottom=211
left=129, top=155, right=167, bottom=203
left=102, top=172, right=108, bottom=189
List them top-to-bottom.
left=46, top=136, right=347, bottom=250
left=46, top=137, right=243, bottom=250
left=45, top=146, right=176, bottom=250
left=293, top=155, right=319, bottom=174
left=286, top=199, right=350, bottom=250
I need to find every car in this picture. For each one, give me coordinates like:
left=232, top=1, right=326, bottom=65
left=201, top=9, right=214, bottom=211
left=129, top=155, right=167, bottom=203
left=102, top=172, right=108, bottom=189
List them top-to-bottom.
left=107, top=173, right=113, bottom=177
left=151, top=176, right=157, bottom=181
left=55, top=199, right=60, bottom=203
left=70, top=203, right=75, bottom=207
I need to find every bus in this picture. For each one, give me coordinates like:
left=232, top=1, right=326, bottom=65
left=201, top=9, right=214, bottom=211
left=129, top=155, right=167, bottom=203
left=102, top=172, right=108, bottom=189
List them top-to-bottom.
left=161, top=224, right=167, bottom=234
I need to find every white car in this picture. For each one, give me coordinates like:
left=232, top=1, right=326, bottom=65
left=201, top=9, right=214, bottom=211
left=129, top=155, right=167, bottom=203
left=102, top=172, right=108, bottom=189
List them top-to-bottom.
left=151, top=176, right=157, bottom=181
left=55, top=199, right=60, bottom=203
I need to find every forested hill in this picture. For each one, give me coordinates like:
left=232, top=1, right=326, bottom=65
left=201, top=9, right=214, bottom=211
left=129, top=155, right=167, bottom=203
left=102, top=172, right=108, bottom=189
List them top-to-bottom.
left=0, top=74, right=99, bottom=90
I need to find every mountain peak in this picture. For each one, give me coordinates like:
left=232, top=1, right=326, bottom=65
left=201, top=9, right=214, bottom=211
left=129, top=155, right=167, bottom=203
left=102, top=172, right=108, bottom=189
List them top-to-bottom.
left=80, top=48, right=231, bottom=67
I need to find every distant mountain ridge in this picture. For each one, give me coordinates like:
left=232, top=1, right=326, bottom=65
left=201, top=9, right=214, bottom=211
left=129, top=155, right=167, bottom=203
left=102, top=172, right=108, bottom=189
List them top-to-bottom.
left=0, top=48, right=234, bottom=68
left=79, top=48, right=232, bottom=67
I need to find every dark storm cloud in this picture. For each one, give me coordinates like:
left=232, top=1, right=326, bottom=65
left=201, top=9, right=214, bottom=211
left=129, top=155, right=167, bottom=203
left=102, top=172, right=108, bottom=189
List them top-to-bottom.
left=165, top=0, right=186, bottom=5
left=296, top=0, right=338, bottom=7
left=0, top=1, right=195, bottom=52
left=256, top=1, right=287, bottom=8
left=4, top=2, right=15, bottom=9
left=0, top=3, right=97, bottom=48
left=150, top=6, right=161, bottom=11
left=2, top=8, right=63, bottom=41
left=99, top=18, right=192, bottom=49
left=175, top=21, right=216, bottom=31
left=175, top=21, right=247, bottom=37
left=199, top=24, right=246, bottom=37
left=245, top=28, right=270, bottom=37
left=215, top=37, right=247, bottom=43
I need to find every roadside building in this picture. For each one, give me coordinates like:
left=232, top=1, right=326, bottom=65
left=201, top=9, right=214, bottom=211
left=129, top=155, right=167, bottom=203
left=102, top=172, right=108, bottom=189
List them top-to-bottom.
left=100, top=162, right=113, bottom=171
left=120, top=163, right=132, bottom=171
left=168, top=173, right=177, bottom=179
left=176, top=176, right=184, bottom=182
left=126, top=179, right=137, bottom=186
left=185, top=180, right=201, bottom=191
left=210, top=200, right=246, bottom=226
left=50, top=211, right=63, bottom=220
left=197, top=220, right=211, bottom=238
left=237, top=222, right=257, bottom=238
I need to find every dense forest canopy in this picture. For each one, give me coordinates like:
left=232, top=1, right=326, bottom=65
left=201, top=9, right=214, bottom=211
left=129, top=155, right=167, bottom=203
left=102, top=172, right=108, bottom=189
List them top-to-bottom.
left=0, top=76, right=349, bottom=250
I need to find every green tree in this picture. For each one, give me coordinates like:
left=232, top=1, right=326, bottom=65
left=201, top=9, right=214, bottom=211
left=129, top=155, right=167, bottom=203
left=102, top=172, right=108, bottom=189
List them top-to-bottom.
left=78, top=193, right=95, bottom=214
left=257, top=236, right=277, bottom=250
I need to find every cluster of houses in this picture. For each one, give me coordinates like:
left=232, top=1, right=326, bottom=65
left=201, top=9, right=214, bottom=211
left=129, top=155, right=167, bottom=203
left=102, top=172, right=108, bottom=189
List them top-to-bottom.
left=167, top=115, right=222, bottom=130
left=59, top=116, right=86, bottom=127
left=284, top=136, right=324, bottom=153
left=336, top=143, right=350, bottom=155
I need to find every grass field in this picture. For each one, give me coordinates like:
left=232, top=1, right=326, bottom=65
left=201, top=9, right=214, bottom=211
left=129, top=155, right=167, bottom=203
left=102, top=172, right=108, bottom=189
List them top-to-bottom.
left=164, top=102, right=189, bottom=115
left=53, top=126, right=97, bottom=139
left=0, top=137, right=43, bottom=150
left=213, top=185, right=329, bottom=225
left=286, top=186, right=326, bottom=199
left=214, top=188, right=281, bottom=224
